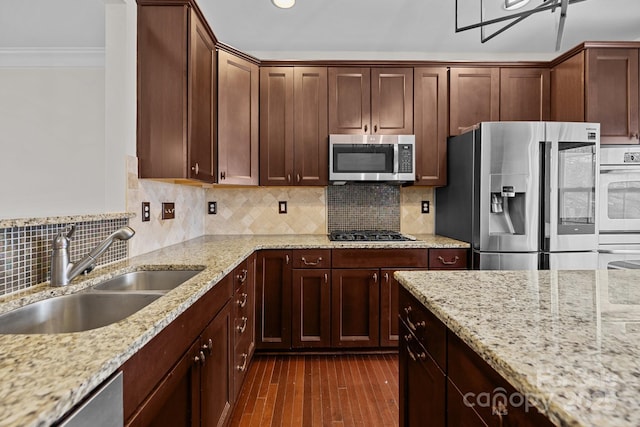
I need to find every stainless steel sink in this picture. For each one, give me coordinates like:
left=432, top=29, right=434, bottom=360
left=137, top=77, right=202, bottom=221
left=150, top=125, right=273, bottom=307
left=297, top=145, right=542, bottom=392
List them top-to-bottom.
left=92, top=270, right=201, bottom=292
left=0, top=293, right=162, bottom=334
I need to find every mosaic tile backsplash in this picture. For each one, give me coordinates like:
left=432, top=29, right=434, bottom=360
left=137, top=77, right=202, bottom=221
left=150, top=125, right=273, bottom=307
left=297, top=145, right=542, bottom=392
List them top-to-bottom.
left=327, top=184, right=400, bottom=232
left=0, top=219, right=129, bottom=296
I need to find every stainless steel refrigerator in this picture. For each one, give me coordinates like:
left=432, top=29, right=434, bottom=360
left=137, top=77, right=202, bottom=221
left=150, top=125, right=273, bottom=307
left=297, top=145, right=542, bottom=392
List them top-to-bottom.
left=435, top=122, right=600, bottom=270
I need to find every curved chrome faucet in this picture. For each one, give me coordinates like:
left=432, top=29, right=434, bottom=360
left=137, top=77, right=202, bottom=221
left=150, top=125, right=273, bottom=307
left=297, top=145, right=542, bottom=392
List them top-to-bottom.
left=50, top=225, right=135, bottom=286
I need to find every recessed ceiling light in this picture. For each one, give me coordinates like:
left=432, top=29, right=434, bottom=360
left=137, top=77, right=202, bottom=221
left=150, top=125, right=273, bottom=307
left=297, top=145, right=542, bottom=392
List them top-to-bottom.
left=272, top=0, right=295, bottom=9
left=503, top=0, right=530, bottom=10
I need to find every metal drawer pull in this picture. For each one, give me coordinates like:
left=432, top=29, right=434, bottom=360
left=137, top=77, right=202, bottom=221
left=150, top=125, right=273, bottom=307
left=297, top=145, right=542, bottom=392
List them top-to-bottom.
left=191, top=163, right=199, bottom=174
left=297, top=173, right=301, bottom=182
left=287, top=174, right=291, bottom=182
left=286, top=254, right=290, bottom=264
left=437, top=255, right=460, bottom=265
left=301, top=256, right=322, bottom=266
left=237, top=269, right=247, bottom=283
left=384, top=272, right=389, bottom=283
left=324, top=273, right=328, bottom=284
left=373, top=273, right=378, bottom=282
left=237, top=293, right=248, bottom=308
left=404, top=307, right=426, bottom=332
left=237, top=316, right=248, bottom=334
left=201, top=338, right=213, bottom=355
left=406, top=344, right=426, bottom=362
left=194, top=350, right=206, bottom=365
left=237, top=353, right=248, bottom=372
left=492, top=401, right=508, bottom=427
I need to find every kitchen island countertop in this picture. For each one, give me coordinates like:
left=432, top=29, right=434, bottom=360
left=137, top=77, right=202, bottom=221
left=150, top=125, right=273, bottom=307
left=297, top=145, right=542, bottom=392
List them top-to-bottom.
left=0, top=233, right=466, bottom=427
left=395, top=269, right=640, bottom=427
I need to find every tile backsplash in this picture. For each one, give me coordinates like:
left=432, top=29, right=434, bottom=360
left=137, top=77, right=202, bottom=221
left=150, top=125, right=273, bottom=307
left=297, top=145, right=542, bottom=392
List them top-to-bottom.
left=327, top=184, right=400, bottom=231
left=0, top=218, right=129, bottom=296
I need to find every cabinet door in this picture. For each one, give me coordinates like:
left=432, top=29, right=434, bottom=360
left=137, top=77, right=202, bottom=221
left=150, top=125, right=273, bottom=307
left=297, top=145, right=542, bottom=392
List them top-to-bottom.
left=137, top=5, right=188, bottom=179
left=187, top=9, right=216, bottom=183
left=586, top=48, right=640, bottom=144
left=218, top=50, right=259, bottom=185
left=551, top=51, right=585, bottom=122
left=260, top=67, right=294, bottom=185
left=294, top=67, right=329, bottom=185
left=328, top=67, right=371, bottom=134
left=414, top=67, right=448, bottom=186
left=449, top=67, right=499, bottom=136
left=371, top=68, right=413, bottom=134
left=499, top=68, right=550, bottom=121
left=256, top=250, right=292, bottom=350
left=380, top=268, right=399, bottom=348
left=292, top=269, right=331, bottom=348
left=331, top=269, right=380, bottom=347
left=200, top=302, right=233, bottom=427
left=399, top=322, right=446, bottom=427
left=126, top=341, right=200, bottom=427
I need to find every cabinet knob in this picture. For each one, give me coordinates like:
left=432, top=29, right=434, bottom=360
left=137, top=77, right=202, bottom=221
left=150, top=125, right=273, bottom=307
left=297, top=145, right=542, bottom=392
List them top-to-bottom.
left=364, top=124, right=368, bottom=133
left=374, top=125, right=377, bottom=133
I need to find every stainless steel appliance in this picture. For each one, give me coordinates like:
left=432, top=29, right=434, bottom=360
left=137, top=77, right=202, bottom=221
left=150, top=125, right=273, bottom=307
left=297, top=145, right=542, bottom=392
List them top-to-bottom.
left=436, top=121, right=600, bottom=270
left=329, top=134, right=415, bottom=183
left=598, top=145, right=640, bottom=269
left=329, top=230, right=415, bottom=241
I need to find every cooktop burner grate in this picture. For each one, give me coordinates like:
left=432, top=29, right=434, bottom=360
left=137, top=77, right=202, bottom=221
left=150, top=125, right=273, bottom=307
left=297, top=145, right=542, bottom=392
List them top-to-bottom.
left=329, top=230, right=414, bottom=242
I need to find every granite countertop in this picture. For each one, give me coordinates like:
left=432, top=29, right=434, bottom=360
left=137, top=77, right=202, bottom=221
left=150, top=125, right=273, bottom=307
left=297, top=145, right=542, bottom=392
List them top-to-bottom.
left=0, top=233, right=466, bottom=427
left=395, top=269, right=640, bottom=427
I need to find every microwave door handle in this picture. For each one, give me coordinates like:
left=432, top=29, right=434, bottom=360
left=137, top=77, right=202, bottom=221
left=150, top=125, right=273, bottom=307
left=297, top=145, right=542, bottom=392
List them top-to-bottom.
left=393, top=144, right=399, bottom=174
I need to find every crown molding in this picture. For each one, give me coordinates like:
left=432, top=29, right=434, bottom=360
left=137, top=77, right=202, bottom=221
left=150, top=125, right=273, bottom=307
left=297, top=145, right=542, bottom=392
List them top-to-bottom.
left=0, top=48, right=105, bottom=68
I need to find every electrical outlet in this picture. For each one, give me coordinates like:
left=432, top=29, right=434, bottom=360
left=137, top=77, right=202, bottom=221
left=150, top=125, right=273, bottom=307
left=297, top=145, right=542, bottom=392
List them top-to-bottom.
left=421, top=200, right=430, bottom=214
left=208, top=201, right=217, bottom=215
left=278, top=201, right=287, bottom=214
left=142, top=202, right=150, bottom=222
left=162, top=202, right=175, bottom=220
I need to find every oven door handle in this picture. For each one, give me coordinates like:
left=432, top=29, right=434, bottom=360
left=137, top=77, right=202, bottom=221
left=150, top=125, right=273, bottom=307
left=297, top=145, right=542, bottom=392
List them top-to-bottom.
left=393, top=143, right=399, bottom=174
left=600, top=165, right=640, bottom=173
left=599, top=249, right=640, bottom=254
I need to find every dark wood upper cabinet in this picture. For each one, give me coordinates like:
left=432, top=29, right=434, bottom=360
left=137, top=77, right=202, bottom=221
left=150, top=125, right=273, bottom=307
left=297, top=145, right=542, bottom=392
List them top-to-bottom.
left=137, top=5, right=216, bottom=183
left=586, top=48, right=640, bottom=143
left=218, top=50, right=259, bottom=185
left=551, top=51, right=586, bottom=122
left=260, top=67, right=328, bottom=186
left=329, top=67, right=413, bottom=134
left=413, top=67, right=448, bottom=186
left=449, top=67, right=500, bottom=136
left=499, top=68, right=550, bottom=121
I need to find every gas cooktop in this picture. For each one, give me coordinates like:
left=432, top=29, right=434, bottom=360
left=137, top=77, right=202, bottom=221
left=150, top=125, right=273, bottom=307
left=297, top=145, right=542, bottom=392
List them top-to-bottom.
left=329, top=230, right=415, bottom=242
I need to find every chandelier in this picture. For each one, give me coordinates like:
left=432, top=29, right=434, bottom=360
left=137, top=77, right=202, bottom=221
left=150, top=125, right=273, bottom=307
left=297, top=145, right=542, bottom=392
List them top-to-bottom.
left=455, top=0, right=588, bottom=51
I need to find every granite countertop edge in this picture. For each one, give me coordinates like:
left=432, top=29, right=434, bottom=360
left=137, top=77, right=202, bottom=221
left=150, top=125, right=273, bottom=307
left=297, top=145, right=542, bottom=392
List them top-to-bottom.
left=0, top=233, right=467, bottom=427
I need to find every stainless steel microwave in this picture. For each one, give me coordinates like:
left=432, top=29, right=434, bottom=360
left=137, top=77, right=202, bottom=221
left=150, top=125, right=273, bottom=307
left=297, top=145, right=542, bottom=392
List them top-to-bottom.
left=329, top=134, right=415, bottom=183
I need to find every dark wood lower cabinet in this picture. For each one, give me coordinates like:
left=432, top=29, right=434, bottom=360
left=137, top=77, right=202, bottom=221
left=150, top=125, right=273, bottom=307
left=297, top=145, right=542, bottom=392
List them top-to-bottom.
left=256, top=250, right=292, bottom=350
left=292, top=268, right=331, bottom=348
left=331, top=268, right=380, bottom=347
left=399, top=286, right=554, bottom=427
left=399, top=321, right=446, bottom=427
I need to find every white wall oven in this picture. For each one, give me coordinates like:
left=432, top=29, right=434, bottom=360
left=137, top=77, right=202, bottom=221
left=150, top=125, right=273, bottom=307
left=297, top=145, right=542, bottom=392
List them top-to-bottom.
left=598, top=145, right=640, bottom=269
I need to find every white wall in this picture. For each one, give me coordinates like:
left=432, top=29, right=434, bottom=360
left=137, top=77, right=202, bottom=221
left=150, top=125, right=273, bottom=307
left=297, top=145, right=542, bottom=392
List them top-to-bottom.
left=0, top=0, right=137, bottom=220
left=0, top=67, right=107, bottom=218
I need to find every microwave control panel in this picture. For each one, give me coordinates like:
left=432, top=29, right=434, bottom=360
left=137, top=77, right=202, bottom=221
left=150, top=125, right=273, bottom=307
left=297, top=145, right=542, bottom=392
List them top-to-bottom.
left=399, top=144, right=414, bottom=173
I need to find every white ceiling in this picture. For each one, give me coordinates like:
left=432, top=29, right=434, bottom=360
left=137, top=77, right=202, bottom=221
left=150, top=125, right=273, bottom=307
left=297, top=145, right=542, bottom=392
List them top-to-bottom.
left=0, top=0, right=639, bottom=61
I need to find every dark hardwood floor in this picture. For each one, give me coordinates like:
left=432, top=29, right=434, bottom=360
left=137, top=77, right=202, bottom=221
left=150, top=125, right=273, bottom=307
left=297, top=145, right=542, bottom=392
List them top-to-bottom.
left=230, top=354, right=399, bottom=427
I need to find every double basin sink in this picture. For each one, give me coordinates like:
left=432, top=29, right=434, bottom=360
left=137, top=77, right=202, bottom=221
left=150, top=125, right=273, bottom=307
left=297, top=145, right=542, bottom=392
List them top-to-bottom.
left=0, top=269, right=202, bottom=335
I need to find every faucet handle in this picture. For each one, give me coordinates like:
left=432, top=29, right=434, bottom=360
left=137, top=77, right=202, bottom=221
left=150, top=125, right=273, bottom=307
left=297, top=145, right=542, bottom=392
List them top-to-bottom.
left=66, top=224, right=76, bottom=239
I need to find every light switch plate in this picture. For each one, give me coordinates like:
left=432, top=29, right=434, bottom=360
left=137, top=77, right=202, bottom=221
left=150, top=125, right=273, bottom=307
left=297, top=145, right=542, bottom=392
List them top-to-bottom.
left=162, top=202, right=175, bottom=220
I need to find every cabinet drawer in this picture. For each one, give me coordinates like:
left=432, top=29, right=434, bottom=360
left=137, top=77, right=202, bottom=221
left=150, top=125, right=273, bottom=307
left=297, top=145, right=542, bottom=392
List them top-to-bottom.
left=428, top=248, right=468, bottom=270
left=292, top=249, right=331, bottom=269
left=333, top=249, right=428, bottom=268
left=399, top=287, right=446, bottom=370
left=448, top=333, right=554, bottom=427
